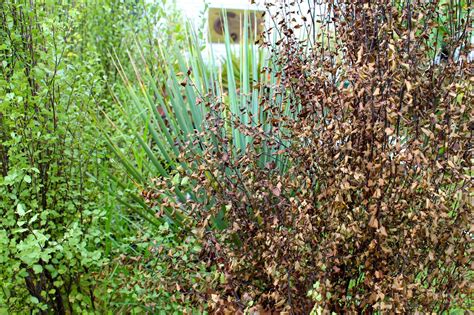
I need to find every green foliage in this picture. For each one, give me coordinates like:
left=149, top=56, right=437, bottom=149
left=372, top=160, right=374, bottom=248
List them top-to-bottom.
left=0, top=0, right=192, bottom=312
left=79, top=0, right=184, bottom=83
left=0, top=1, right=111, bottom=312
left=105, top=14, right=278, bottom=229
left=221, top=45, right=265, bottom=91
left=96, top=219, right=212, bottom=313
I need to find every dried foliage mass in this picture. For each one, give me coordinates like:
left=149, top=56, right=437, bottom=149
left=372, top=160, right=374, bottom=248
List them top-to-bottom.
left=144, top=0, right=473, bottom=313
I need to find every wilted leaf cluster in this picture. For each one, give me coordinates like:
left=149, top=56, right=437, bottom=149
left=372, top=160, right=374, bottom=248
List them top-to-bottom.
left=141, top=0, right=473, bottom=313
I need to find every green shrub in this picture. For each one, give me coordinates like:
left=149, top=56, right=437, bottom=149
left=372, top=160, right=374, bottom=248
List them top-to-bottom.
left=1, top=0, right=189, bottom=312
left=0, top=2, right=111, bottom=312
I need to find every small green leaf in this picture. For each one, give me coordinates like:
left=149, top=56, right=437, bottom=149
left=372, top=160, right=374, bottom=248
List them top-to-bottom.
left=172, top=173, right=180, bottom=185
left=23, top=175, right=32, bottom=183
left=181, top=176, right=190, bottom=185
left=16, top=203, right=26, bottom=216
left=29, top=214, right=39, bottom=224
left=32, top=264, right=43, bottom=274
left=219, top=272, right=225, bottom=284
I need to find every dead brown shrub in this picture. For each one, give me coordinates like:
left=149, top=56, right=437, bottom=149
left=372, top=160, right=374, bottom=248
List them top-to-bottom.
left=149, top=0, right=473, bottom=313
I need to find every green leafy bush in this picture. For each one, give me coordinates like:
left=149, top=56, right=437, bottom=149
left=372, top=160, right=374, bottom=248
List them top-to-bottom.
left=1, top=0, right=189, bottom=312
left=0, top=2, right=112, bottom=312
